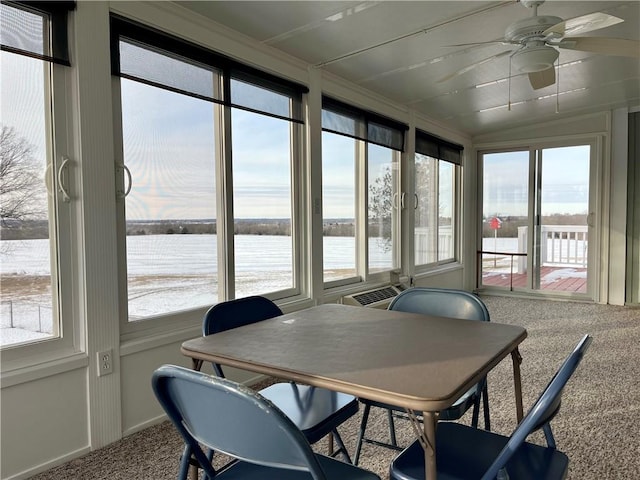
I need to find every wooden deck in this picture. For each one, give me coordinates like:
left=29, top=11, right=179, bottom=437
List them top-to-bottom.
left=481, top=266, right=587, bottom=293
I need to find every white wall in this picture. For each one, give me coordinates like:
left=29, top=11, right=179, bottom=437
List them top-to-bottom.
left=1, top=368, right=89, bottom=478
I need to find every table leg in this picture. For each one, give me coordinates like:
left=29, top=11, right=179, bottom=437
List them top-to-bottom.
left=511, top=347, right=524, bottom=422
left=190, top=358, right=203, bottom=480
left=192, top=358, right=203, bottom=371
left=422, top=411, right=437, bottom=480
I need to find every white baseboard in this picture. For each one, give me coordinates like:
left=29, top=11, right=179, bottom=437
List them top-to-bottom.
left=4, top=446, right=91, bottom=480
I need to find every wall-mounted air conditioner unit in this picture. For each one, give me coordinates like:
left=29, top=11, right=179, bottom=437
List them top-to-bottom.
left=342, top=284, right=406, bottom=309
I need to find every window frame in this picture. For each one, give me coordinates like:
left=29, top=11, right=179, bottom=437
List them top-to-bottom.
left=1, top=2, right=80, bottom=369
left=110, top=16, right=308, bottom=335
left=321, top=97, right=406, bottom=288
left=413, top=129, right=463, bottom=274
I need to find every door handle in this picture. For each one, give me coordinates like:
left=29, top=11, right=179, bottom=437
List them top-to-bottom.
left=58, top=156, right=72, bottom=203
left=116, top=164, right=132, bottom=199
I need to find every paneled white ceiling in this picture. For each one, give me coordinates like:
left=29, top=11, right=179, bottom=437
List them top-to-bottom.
left=175, top=1, right=640, bottom=136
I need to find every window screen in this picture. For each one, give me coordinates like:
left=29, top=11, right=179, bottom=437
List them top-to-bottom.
left=0, top=1, right=74, bottom=65
left=111, top=16, right=307, bottom=123
left=322, top=97, right=407, bottom=152
left=415, top=129, right=463, bottom=165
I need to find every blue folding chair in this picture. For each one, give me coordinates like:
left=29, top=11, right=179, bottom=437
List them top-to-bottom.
left=354, top=287, right=491, bottom=464
left=201, top=296, right=358, bottom=463
left=389, top=334, right=592, bottom=480
left=152, top=365, right=380, bottom=480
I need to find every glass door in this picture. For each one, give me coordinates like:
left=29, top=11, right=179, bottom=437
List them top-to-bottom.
left=480, top=144, right=593, bottom=298
left=536, top=146, right=590, bottom=294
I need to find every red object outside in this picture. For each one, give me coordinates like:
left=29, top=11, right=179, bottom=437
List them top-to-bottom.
left=489, top=217, right=501, bottom=230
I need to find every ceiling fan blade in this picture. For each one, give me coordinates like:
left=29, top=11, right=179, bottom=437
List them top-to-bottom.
left=543, top=12, right=624, bottom=38
left=558, top=37, right=640, bottom=58
left=443, top=40, right=507, bottom=47
left=437, top=50, right=512, bottom=83
left=528, top=67, right=556, bottom=90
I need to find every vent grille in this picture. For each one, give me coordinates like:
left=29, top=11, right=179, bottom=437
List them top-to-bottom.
left=342, top=284, right=405, bottom=308
left=352, top=286, right=399, bottom=306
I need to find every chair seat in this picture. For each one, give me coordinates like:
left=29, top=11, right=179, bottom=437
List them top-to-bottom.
left=260, top=383, right=359, bottom=444
left=390, top=422, right=569, bottom=480
left=215, top=454, right=380, bottom=479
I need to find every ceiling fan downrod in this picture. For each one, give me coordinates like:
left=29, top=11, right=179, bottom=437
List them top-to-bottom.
left=521, top=0, right=545, bottom=17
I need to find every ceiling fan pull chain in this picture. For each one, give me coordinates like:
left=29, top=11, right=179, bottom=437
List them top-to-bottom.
left=508, top=55, right=512, bottom=111
left=555, top=56, right=560, bottom=114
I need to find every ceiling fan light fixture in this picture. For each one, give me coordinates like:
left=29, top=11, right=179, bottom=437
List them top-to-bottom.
left=512, top=44, right=558, bottom=73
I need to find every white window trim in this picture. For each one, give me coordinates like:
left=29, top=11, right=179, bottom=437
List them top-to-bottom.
left=1, top=61, right=82, bottom=372
left=413, top=157, right=462, bottom=274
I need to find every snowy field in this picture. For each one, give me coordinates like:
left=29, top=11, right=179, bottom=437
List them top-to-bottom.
left=1, top=234, right=393, bottom=345
left=1, top=234, right=586, bottom=345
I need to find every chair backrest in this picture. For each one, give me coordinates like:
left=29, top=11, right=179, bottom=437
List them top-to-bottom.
left=388, top=287, right=490, bottom=323
left=203, top=295, right=283, bottom=335
left=203, top=296, right=283, bottom=377
left=481, top=334, right=593, bottom=480
left=152, top=364, right=328, bottom=480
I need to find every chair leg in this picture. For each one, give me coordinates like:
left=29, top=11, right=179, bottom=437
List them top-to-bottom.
left=471, top=380, right=491, bottom=430
left=482, top=383, right=491, bottom=431
left=471, top=396, right=481, bottom=428
left=353, top=403, right=371, bottom=465
left=387, top=408, right=398, bottom=447
left=542, top=423, right=556, bottom=449
left=330, top=428, right=353, bottom=464
left=180, top=443, right=217, bottom=480
left=178, top=445, right=191, bottom=480
left=201, top=448, right=215, bottom=480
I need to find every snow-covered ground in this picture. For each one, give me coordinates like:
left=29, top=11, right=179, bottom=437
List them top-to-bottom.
left=1, top=235, right=394, bottom=345
left=1, top=235, right=587, bottom=346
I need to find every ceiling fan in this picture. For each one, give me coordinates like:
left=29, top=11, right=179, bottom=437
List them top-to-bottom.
left=440, top=0, right=640, bottom=90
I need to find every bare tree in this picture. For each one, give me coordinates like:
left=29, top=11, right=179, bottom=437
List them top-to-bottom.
left=0, top=125, right=45, bottom=227
left=368, top=166, right=393, bottom=252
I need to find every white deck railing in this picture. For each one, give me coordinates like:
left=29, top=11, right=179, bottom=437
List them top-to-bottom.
left=517, top=225, right=588, bottom=273
left=414, top=226, right=453, bottom=264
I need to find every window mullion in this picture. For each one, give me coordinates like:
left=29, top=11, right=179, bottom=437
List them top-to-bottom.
left=217, top=102, right=234, bottom=301
left=357, top=140, right=368, bottom=278
left=391, top=151, right=402, bottom=270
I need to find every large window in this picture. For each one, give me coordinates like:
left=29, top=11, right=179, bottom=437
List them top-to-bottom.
left=0, top=2, right=74, bottom=351
left=111, top=18, right=305, bottom=325
left=321, top=98, right=406, bottom=285
left=231, top=106, right=294, bottom=298
left=414, top=130, right=461, bottom=268
left=322, top=131, right=357, bottom=282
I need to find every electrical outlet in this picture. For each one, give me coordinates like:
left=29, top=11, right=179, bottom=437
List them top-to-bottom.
left=97, top=349, right=113, bottom=376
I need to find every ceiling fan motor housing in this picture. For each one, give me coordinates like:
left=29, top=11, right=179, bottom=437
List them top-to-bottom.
left=505, top=15, right=563, bottom=43
left=506, top=15, right=563, bottom=73
left=512, top=43, right=559, bottom=73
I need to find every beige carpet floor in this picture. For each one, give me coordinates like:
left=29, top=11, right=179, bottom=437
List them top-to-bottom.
left=30, top=295, right=640, bottom=479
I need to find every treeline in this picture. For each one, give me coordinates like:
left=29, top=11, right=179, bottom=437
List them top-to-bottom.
left=482, top=214, right=587, bottom=237
left=3, top=215, right=588, bottom=241
left=1, top=219, right=358, bottom=240
left=1, top=219, right=49, bottom=240
left=128, top=220, right=296, bottom=236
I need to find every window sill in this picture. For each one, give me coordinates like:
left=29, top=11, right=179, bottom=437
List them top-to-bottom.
left=413, top=262, right=463, bottom=279
left=0, top=351, right=88, bottom=388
